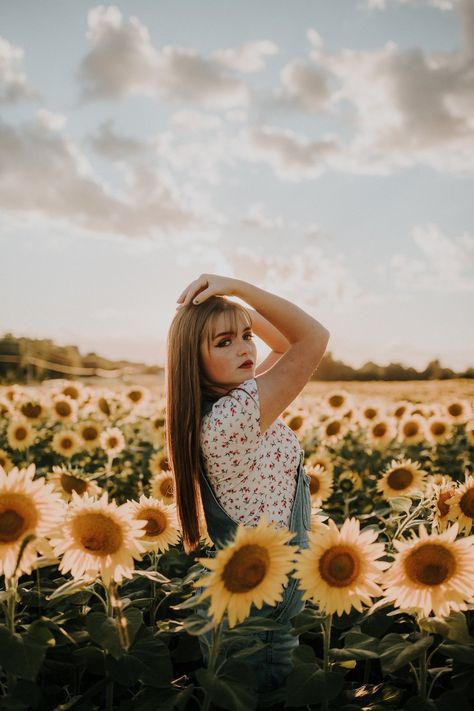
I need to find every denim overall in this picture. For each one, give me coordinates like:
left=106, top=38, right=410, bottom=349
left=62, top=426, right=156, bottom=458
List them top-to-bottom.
left=194, top=399, right=312, bottom=697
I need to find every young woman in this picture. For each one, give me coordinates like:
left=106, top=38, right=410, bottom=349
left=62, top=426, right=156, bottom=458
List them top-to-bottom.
left=166, top=273, right=330, bottom=697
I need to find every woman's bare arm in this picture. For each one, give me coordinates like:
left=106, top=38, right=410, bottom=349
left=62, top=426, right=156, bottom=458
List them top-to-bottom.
left=245, top=308, right=289, bottom=354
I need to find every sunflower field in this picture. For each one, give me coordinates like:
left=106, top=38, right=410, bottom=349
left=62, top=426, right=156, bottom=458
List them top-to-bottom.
left=0, top=379, right=473, bottom=711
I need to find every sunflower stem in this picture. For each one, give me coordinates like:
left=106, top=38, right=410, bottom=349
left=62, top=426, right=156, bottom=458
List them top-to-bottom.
left=321, top=613, right=333, bottom=711
left=201, top=620, right=223, bottom=711
left=418, top=629, right=428, bottom=701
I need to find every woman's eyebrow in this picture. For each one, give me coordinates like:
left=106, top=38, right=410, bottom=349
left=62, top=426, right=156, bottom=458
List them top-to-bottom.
left=213, top=326, right=252, bottom=339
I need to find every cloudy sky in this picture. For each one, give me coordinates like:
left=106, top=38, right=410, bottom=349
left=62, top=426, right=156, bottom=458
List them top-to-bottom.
left=1, top=0, right=473, bottom=371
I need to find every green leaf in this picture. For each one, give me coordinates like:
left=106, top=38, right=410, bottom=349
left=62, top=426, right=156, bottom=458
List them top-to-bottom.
left=389, top=497, right=413, bottom=514
left=45, top=577, right=94, bottom=601
left=290, top=605, right=327, bottom=636
left=86, top=608, right=142, bottom=660
left=419, top=611, right=472, bottom=644
left=182, top=613, right=216, bottom=637
left=0, top=620, right=55, bottom=682
left=131, top=627, right=173, bottom=687
left=331, top=630, right=380, bottom=661
left=379, top=633, right=433, bottom=674
left=438, top=642, right=474, bottom=665
left=105, top=652, right=144, bottom=686
left=195, top=659, right=257, bottom=711
left=284, top=666, right=344, bottom=705
left=134, top=685, right=195, bottom=711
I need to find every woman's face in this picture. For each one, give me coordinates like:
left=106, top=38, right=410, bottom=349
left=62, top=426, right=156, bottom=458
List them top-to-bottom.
left=200, top=311, right=257, bottom=391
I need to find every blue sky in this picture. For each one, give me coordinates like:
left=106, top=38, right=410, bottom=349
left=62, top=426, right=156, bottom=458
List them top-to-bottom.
left=0, top=0, right=473, bottom=369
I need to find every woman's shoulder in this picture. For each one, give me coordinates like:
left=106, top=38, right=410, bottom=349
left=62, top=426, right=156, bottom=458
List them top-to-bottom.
left=201, top=378, right=260, bottom=435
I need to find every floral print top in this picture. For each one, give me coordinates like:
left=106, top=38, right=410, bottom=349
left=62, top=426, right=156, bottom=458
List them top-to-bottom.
left=200, top=378, right=301, bottom=529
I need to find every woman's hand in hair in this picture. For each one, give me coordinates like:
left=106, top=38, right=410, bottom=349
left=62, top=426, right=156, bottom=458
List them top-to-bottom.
left=176, top=274, right=242, bottom=308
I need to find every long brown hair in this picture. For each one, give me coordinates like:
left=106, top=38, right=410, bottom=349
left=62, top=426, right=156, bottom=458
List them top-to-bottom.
left=165, top=295, right=253, bottom=554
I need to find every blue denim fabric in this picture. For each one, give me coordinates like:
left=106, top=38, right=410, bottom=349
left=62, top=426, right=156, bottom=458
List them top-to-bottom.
left=194, top=440, right=312, bottom=698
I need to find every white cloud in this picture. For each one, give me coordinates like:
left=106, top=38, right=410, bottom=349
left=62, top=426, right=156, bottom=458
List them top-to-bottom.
left=363, top=0, right=455, bottom=10
left=264, top=1, right=474, bottom=176
left=78, top=5, right=250, bottom=108
left=0, top=36, right=39, bottom=103
left=212, top=40, right=278, bottom=73
left=35, top=109, right=67, bottom=132
left=170, top=110, right=222, bottom=131
left=0, top=117, right=207, bottom=238
left=87, top=119, right=148, bottom=160
left=239, top=125, right=341, bottom=180
left=240, top=203, right=285, bottom=230
left=388, top=224, right=474, bottom=291
left=229, top=244, right=383, bottom=313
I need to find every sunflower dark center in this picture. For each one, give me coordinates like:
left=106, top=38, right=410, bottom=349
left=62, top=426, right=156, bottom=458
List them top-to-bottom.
left=128, top=391, right=142, bottom=403
left=329, top=395, right=344, bottom=408
left=56, top=402, right=72, bottom=417
left=21, top=403, right=41, bottom=418
left=448, top=403, right=462, bottom=417
left=365, top=408, right=377, bottom=420
left=289, top=416, right=303, bottom=431
left=326, top=421, right=340, bottom=436
left=404, top=422, right=419, bottom=436
left=431, top=422, right=446, bottom=436
left=373, top=423, right=387, bottom=436
left=82, top=426, right=99, bottom=441
left=15, top=427, right=27, bottom=441
left=387, top=467, right=413, bottom=490
left=60, top=473, right=87, bottom=495
left=310, top=477, right=321, bottom=495
left=161, top=479, right=174, bottom=497
left=460, top=489, right=474, bottom=519
left=437, top=490, right=454, bottom=518
left=0, top=509, right=25, bottom=542
left=140, top=509, right=166, bottom=536
left=74, top=513, right=123, bottom=554
left=223, top=544, right=269, bottom=593
left=405, top=544, right=455, bottom=586
left=319, top=545, right=360, bottom=587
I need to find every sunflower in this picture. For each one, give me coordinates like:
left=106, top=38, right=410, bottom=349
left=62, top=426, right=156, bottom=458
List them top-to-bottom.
left=55, top=380, right=88, bottom=405
left=123, top=385, right=150, bottom=409
left=324, top=389, right=353, bottom=414
left=50, top=395, right=78, bottom=425
left=0, top=397, right=13, bottom=417
left=18, top=397, right=47, bottom=424
left=444, top=399, right=472, bottom=425
left=390, top=400, right=411, bottom=422
left=358, top=403, right=383, bottom=424
left=284, top=408, right=307, bottom=434
left=148, top=412, right=166, bottom=445
left=397, top=414, right=427, bottom=446
left=425, top=416, right=453, bottom=446
left=319, top=417, right=348, bottom=446
left=366, top=418, right=397, bottom=450
left=76, top=419, right=103, bottom=450
left=464, top=419, right=474, bottom=446
left=6, top=420, right=36, bottom=451
left=100, top=427, right=125, bottom=457
left=51, top=429, right=81, bottom=458
left=305, top=449, right=334, bottom=476
left=0, top=450, right=14, bottom=473
left=149, top=451, right=171, bottom=476
left=377, top=458, right=427, bottom=500
left=0, top=464, right=65, bottom=578
left=47, top=465, right=102, bottom=502
left=305, top=465, right=333, bottom=507
left=150, top=470, right=175, bottom=504
left=338, top=470, right=363, bottom=494
left=425, top=473, right=452, bottom=499
left=446, top=474, right=474, bottom=534
left=431, top=481, right=457, bottom=533
left=49, top=491, right=148, bottom=585
left=122, top=495, right=180, bottom=553
left=193, top=514, right=297, bottom=628
left=292, top=518, right=388, bottom=616
left=381, top=523, right=474, bottom=617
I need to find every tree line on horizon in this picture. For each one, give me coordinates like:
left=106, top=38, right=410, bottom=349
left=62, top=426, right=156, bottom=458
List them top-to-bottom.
left=0, top=333, right=472, bottom=383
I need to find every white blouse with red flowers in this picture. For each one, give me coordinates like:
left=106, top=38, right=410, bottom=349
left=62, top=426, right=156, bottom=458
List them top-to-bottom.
left=200, top=377, right=301, bottom=529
